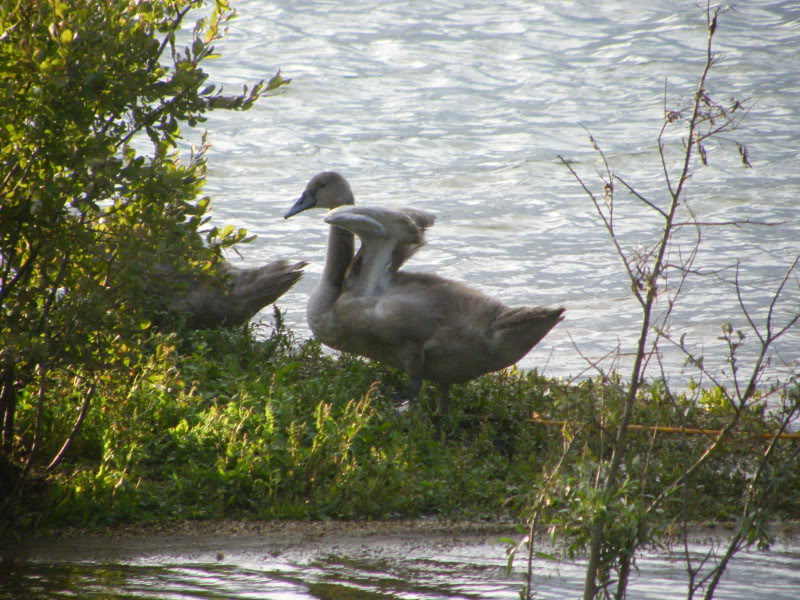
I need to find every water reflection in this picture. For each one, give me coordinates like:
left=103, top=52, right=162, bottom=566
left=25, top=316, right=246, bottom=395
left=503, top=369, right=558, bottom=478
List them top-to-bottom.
left=4, top=541, right=800, bottom=600
left=1, top=561, right=309, bottom=599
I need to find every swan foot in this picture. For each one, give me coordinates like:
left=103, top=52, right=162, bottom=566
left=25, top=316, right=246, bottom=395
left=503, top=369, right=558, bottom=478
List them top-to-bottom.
left=406, top=376, right=422, bottom=399
left=389, top=377, right=421, bottom=408
left=397, top=378, right=450, bottom=417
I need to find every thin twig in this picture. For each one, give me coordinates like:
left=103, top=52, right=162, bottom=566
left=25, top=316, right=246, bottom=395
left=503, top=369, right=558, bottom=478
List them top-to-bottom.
left=614, top=174, right=669, bottom=218
left=672, top=219, right=785, bottom=228
left=566, top=331, right=623, bottom=385
left=45, top=379, right=98, bottom=473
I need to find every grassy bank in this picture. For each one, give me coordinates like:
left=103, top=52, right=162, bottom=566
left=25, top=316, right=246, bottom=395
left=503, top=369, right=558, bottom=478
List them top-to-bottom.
left=7, top=313, right=798, bottom=534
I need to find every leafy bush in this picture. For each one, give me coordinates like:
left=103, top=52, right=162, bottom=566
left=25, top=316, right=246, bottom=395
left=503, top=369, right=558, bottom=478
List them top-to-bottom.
left=0, top=0, right=287, bottom=518
left=9, top=314, right=796, bottom=532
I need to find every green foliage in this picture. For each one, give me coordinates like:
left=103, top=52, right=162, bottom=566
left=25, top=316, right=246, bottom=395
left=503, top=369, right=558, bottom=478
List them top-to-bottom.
left=0, top=0, right=289, bottom=512
left=7, top=317, right=798, bottom=533
left=12, top=321, right=550, bottom=526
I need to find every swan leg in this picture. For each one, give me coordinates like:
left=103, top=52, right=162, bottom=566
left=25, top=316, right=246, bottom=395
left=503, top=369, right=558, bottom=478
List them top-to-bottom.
left=397, top=344, right=425, bottom=401
left=406, top=376, right=422, bottom=399
left=437, top=383, right=450, bottom=415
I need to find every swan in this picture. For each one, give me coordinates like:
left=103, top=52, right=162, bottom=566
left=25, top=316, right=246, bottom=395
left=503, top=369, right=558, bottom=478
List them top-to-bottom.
left=283, top=172, right=434, bottom=343
left=284, top=172, right=431, bottom=346
left=285, top=172, right=564, bottom=413
left=326, top=205, right=565, bottom=412
left=340, top=205, right=436, bottom=297
left=165, top=259, right=307, bottom=329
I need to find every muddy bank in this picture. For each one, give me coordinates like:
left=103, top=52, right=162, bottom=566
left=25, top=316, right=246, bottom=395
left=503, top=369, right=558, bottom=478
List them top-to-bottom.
left=6, top=519, right=799, bottom=566
left=6, top=520, right=520, bottom=565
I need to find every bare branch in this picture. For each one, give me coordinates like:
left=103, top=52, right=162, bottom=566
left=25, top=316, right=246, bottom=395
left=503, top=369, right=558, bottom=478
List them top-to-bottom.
left=556, top=5, right=796, bottom=598
left=558, top=154, right=646, bottom=306
left=614, top=174, right=669, bottom=218
left=672, top=219, right=785, bottom=228
left=766, top=255, right=800, bottom=338
left=734, top=262, right=764, bottom=346
left=566, top=331, right=623, bottom=386
left=45, top=379, right=98, bottom=473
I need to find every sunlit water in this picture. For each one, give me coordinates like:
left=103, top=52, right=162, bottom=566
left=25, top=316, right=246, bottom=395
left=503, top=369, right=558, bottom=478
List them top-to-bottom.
left=189, top=0, right=799, bottom=391
left=4, top=534, right=800, bottom=599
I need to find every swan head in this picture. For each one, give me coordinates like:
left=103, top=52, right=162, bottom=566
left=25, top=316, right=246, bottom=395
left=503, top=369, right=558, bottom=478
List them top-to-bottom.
left=285, top=171, right=355, bottom=218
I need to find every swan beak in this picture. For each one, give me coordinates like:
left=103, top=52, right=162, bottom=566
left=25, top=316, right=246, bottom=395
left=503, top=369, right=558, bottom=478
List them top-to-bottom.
left=284, top=190, right=316, bottom=218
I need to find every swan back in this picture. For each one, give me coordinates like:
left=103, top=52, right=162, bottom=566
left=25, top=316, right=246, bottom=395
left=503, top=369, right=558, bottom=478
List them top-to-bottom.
left=385, top=207, right=436, bottom=271
left=166, top=259, right=307, bottom=329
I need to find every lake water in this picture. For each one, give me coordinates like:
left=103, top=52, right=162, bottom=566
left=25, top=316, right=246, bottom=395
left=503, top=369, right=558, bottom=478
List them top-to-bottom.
left=193, top=0, right=799, bottom=392
left=4, top=523, right=800, bottom=599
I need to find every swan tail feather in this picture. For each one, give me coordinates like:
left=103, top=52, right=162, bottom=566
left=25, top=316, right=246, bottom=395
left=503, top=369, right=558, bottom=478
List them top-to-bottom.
left=491, top=306, right=565, bottom=360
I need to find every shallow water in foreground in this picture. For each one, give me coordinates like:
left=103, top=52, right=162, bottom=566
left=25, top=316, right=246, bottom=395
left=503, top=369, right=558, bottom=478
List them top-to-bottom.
left=4, top=523, right=800, bottom=599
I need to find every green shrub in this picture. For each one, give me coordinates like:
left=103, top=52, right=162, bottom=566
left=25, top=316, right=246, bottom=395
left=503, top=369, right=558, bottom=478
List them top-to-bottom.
left=0, top=0, right=287, bottom=519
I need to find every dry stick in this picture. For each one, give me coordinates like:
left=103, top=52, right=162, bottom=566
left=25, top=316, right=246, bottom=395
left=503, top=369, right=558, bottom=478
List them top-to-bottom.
left=575, top=8, right=730, bottom=597
left=581, top=112, right=683, bottom=600
left=558, top=156, right=644, bottom=309
left=614, top=174, right=668, bottom=218
left=672, top=219, right=784, bottom=228
left=641, top=221, right=701, bottom=379
left=733, top=256, right=800, bottom=404
left=565, top=331, right=623, bottom=385
left=19, top=362, right=48, bottom=483
left=0, top=367, right=16, bottom=453
left=530, top=418, right=800, bottom=441
left=518, top=431, right=584, bottom=600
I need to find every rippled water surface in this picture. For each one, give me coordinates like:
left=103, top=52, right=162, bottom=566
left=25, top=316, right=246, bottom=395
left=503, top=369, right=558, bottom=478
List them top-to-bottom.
left=190, top=0, right=799, bottom=388
left=4, top=529, right=800, bottom=599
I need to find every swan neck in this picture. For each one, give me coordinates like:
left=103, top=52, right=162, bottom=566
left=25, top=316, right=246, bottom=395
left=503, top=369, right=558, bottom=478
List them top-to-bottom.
left=321, top=223, right=354, bottom=290
left=353, top=239, right=395, bottom=296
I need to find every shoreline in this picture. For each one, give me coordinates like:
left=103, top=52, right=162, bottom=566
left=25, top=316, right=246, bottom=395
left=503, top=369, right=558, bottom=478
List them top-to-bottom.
left=6, top=519, right=799, bottom=565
